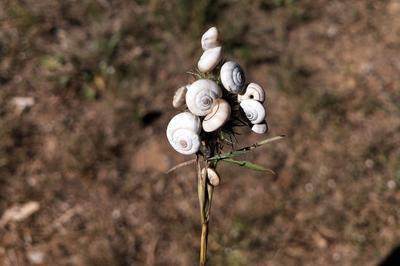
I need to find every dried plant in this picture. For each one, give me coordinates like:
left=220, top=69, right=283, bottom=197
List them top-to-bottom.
left=166, top=27, right=284, bottom=265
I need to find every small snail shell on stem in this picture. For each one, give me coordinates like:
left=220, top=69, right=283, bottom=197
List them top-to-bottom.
left=201, top=27, right=219, bottom=50
left=198, top=46, right=222, bottom=73
left=220, top=61, right=246, bottom=94
left=186, top=79, right=222, bottom=116
left=238, top=83, right=265, bottom=103
left=172, top=86, right=187, bottom=108
left=202, top=99, right=231, bottom=132
left=240, top=99, right=266, bottom=124
left=166, top=112, right=201, bottom=155
left=166, top=112, right=201, bottom=136
left=252, top=122, right=268, bottom=134
left=168, top=129, right=200, bottom=155
left=202, top=167, right=220, bottom=186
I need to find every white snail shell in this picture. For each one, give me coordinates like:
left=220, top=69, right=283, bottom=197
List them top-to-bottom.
left=201, top=27, right=219, bottom=50
left=198, top=46, right=222, bottom=73
left=220, top=61, right=246, bottom=94
left=186, top=79, right=222, bottom=116
left=238, top=83, right=265, bottom=103
left=172, top=86, right=187, bottom=108
left=202, top=99, right=231, bottom=132
left=240, top=99, right=266, bottom=124
left=166, top=112, right=201, bottom=155
left=167, top=112, right=201, bottom=136
left=252, top=123, right=268, bottom=134
left=202, top=167, right=220, bottom=186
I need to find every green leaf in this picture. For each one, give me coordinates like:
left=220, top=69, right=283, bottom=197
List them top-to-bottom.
left=221, top=158, right=275, bottom=174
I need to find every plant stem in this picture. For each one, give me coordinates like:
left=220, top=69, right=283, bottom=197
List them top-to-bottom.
left=207, top=135, right=285, bottom=161
left=197, top=155, right=213, bottom=266
left=166, top=158, right=197, bottom=173
left=200, top=222, right=208, bottom=266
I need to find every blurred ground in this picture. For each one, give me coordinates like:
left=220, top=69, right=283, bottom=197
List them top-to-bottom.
left=1, top=0, right=400, bottom=265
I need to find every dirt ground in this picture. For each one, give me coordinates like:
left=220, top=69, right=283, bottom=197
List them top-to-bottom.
left=1, top=0, right=400, bottom=265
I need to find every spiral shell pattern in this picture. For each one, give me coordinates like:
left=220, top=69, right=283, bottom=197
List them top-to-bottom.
left=166, top=27, right=273, bottom=155
left=220, top=61, right=246, bottom=94
left=186, top=79, right=222, bottom=116
left=238, top=83, right=265, bottom=103
left=202, top=99, right=231, bottom=132
left=240, top=99, right=266, bottom=124
left=166, top=112, right=201, bottom=155
left=168, top=128, right=200, bottom=155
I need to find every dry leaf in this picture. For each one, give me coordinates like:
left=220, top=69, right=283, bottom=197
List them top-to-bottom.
left=0, top=201, right=40, bottom=226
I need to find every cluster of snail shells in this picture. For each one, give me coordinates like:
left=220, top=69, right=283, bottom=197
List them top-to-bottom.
left=166, top=27, right=268, bottom=155
left=238, top=83, right=268, bottom=134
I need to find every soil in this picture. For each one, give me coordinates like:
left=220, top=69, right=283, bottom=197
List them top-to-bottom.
left=1, top=0, right=400, bottom=265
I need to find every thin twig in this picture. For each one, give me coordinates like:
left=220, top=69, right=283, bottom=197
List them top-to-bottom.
left=186, top=71, right=202, bottom=79
left=208, top=135, right=285, bottom=161
left=230, top=135, right=286, bottom=153
left=196, top=153, right=215, bottom=265
left=197, top=156, right=206, bottom=223
left=165, top=158, right=197, bottom=174
left=199, top=160, right=210, bottom=266
left=200, top=222, right=208, bottom=266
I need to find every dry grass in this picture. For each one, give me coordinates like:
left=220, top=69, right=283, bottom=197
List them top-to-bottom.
left=0, top=0, right=400, bottom=265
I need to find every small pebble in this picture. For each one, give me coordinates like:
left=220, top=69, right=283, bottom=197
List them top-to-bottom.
left=365, top=159, right=374, bottom=169
left=327, top=179, right=336, bottom=188
left=387, top=180, right=396, bottom=190
left=305, top=183, right=314, bottom=193
left=27, top=250, right=45, bottom=265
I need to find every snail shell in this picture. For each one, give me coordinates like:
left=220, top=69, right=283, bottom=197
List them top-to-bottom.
left=201, top=27, right=219, bottom=50
left=198, top=46, right=222, bottom=73
left=220, top=61, right=246, bottom=94
left=186, top=79, right=222, bottom=116
left=238, top=83, right=265, bottom=103
left=172, top=85, right=187, bottom=108
left=202, top=99, right=231, bottom=132
left=240, top=99, right=266, bottom=124
left=166, top=112, right=201, bottom=155
left=166, top=112, right=201, bottom=136
left=252, top=122, right=268, bottom=134
left=202, top=167, right=220, bottom=186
